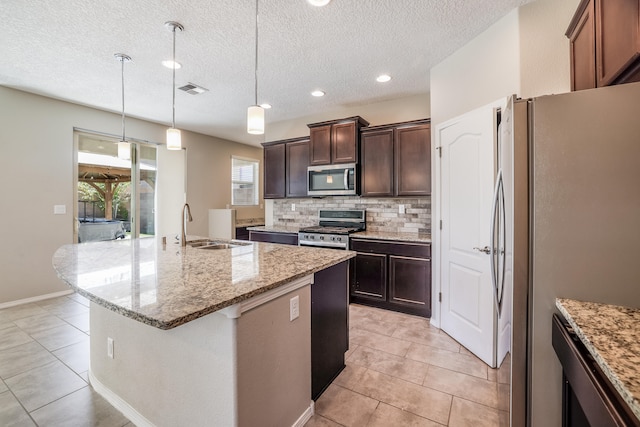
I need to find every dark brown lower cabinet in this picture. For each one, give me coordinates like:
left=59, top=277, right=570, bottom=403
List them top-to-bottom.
left=235, top=226, right=250, bottom=240
left=248, top=230, right=298, bottom=245
left=350, top=238, right=431, bottom=317
left=352, top=252, right=387, bottom=301
left=552, top=314, right=640, bottom=427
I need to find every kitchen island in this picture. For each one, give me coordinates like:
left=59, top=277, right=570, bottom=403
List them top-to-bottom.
left=52, top=237, right=354, bottom=427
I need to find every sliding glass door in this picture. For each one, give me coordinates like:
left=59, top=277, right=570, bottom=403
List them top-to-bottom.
left=75, top=131, right=156, bottom=242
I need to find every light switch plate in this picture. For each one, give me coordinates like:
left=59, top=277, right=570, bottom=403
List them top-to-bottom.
left=398, top=204, right=405, bottom=214
left=53, top=205, right=66, bottom=215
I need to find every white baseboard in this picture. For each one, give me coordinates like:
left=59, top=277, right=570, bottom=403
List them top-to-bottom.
left=0, top=289, right=73, bottom=309
left=88, top=370, right=155, bottom=427
left=292, top=401, right=315, bottom=427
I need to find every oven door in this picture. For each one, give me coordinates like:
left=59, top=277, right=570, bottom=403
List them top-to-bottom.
left=307, top=164, right=357, bottom=196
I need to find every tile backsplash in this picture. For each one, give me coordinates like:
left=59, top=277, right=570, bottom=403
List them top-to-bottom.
left=272, top=196, right=431, bottom=234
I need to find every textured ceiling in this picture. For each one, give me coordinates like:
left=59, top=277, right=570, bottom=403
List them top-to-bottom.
left=0, top=0, right=532, bottom=146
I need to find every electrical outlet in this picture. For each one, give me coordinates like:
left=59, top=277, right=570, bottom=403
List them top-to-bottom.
left=291, top=203, right=296, bottom=212
left=398, top=204, right=405, bottom=214
left=53, top=205, right=66, bottom=215
left=290, top=295, right=299, bottom=321
left=107, top=337, right=114, bottom=359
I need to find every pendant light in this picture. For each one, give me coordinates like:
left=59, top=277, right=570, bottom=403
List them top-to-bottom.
left=247, top=0, right=264, bottom=135
left=165, top=21, right=184, bottom=150
left=114, top=53, right=132, bottom=160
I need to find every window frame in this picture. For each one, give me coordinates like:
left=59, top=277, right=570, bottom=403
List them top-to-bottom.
left=231, top=155, right=260, bottom=207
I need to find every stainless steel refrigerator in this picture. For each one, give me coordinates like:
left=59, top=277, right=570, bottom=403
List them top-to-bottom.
left=437, top=81, right=640, bottom=427
left=509, top=81, right=640, bottom=426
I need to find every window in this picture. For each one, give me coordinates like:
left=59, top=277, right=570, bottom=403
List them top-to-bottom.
left=232, top=157, right=259, bottom=206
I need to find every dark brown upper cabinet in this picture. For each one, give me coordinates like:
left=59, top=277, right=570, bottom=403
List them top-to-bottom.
left=567, top=0, right=640, bottom=91
left=567, top=0, right=597, bottom=90
left=308, top=116, right=369, bottom=165
left=361, top=119, right=431, bottom=197
left=262, top=136, right=309, bottom=199
left=285, top=137, right=310, bottom=198
left=262, top=142, right=285, bottom=199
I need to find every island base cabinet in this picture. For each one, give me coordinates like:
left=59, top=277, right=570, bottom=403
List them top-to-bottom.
left=312, top=261, right=349, bottom=400
left=89, top=286, right=314, bottom=427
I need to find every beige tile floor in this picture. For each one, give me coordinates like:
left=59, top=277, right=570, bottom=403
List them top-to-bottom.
left=0, top=295, right=508, bottom=426
left=308, top=304, right=509, bottom=427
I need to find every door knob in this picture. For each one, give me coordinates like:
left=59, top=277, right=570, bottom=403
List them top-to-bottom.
left=473, top=246, right=491, bottom=254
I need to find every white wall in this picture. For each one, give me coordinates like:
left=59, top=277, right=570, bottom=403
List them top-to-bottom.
left=519, top=0, right=579, bottom=99
left=430, top=9, right=521, bottom=129
left=0, top=86, right=263, bottom=305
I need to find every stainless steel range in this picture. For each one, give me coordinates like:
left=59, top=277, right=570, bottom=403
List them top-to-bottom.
left=298, top=209, right=365, bottom=250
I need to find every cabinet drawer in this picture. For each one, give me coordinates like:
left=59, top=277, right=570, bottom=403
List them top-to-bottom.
left=249, top=231, right=298, bottom=245
left=350, top=238, right=430, bottom=258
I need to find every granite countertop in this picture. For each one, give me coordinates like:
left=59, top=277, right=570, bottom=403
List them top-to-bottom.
left=235, top=218, right=265, bottom=227
left=246, top=225, right=300, bottom=234
left=351, top=230, right=432, bottom=243
left=52, top=237, right=354, bottom=330
left=556, top=298, right=640, bottom=420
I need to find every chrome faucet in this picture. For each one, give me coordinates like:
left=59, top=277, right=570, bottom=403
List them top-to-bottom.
left=181, top=203, right=193, bottom=247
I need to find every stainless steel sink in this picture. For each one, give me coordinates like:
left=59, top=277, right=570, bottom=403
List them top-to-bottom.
left=188, top=240, right=249, bottom=250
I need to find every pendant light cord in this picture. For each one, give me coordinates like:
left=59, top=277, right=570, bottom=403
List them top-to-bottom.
left=254, top=0, right=259, bottom=106
left=172, top=27, right=177, bottom=128
left=121, top=57, right=126, bottom=141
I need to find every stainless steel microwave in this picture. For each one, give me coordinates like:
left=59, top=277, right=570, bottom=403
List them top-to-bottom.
left=307, top=163, right=358, bottom=196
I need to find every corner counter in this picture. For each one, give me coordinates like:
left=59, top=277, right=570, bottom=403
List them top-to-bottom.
left=351, top=230, right=431, bottom=243
left=554, top=298, right=640, bottom=425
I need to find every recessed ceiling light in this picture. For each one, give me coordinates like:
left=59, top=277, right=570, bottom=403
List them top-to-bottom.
left=307, top=0, right=331, bottom=6
left=162, top=60, right=182, bottom=69
left=376, top=74, right=392, bottom=83
left=311, top=90, right=325, bottom=97
left=260, top=103, right=272, bottom=109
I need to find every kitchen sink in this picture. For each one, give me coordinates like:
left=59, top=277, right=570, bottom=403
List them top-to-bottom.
left=188, top=240, right=250, bottom=250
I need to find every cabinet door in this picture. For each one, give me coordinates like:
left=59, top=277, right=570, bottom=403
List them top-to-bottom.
left=569, top=0, right=597, bottom=90
left=595, top=0, right=640, bottom=86
left=332, top=121, right=358, bottom=164
left=395, top=124, right=431, bottom=196
left=309, top=125, right=332, bottom=165
left=361, top=129, right=394, bottom=197
left=286, top=139, right=309, bottom=197
left=263, top=144, right=285, bottom=199
left=352, top=253, right=387, bottom=301
left=389, top=255, right=431, bottom=316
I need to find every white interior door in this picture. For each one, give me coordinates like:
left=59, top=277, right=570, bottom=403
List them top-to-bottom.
left=437, top=105, right=498, bottom=367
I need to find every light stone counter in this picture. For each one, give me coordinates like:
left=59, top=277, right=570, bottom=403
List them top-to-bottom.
left=235, top=218, right=265, bottom=227
left=351, top=230, right=431, bottom=243
left=52, top=237, right=353, bottom=330
left=556, top=298, right=640, bottom=421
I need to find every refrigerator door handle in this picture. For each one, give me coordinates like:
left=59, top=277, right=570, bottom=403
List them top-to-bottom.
left=490, top=169, right=503, bottom=315
left=497, top=171, right=506, bottom=316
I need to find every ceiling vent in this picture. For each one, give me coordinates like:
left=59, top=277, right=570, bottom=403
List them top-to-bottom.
left=178, top=83, right=209, bottom=95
